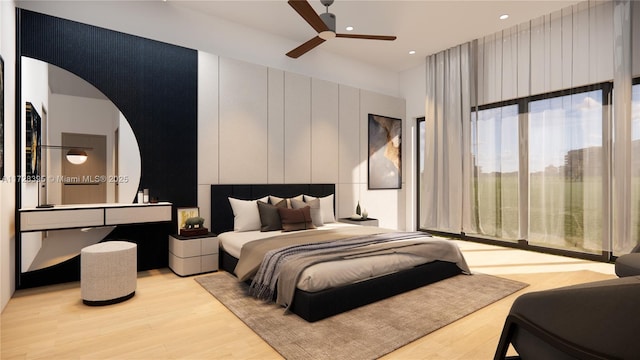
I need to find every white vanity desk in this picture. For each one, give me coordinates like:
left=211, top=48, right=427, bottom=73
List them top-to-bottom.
left=20, top=202, right=172, bottom=232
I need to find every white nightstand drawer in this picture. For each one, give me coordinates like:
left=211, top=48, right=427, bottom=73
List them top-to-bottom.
left=168, top=234, right=219, bottom=276
left=169, top=237, right=201, bottom=257
left=202, top=237, right=219, bottom=255
left=169, top=253, right=201, bottom=276
left=201, top=254, right=219, bottom=273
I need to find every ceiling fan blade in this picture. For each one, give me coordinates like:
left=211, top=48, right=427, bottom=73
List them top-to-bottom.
left=288, top=0, right=329, bottom=33
left=336, top=34, right=397, bottom=41
left=286, top=36, right=326, bottom=58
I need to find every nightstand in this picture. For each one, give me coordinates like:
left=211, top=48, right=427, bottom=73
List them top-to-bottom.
left=338, top=218, right=379, bottom=227
left=169, top=233, right=219, bottom=276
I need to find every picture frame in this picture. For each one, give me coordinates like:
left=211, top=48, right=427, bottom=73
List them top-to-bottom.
left=25, top=102, right=41, bottom=177
left=368, top=113, right=402, bottom=190
left=176, top=207, right=200, bottom=233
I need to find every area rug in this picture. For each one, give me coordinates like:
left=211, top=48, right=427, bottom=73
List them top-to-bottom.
left=195, top=272, right=527, bottom=360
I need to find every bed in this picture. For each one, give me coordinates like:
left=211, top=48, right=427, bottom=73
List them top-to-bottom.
left=211, top=184, right=470, bottom=322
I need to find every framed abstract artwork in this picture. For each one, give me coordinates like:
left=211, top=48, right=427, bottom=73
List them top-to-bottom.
left=368, top=113, right=402, bottom=189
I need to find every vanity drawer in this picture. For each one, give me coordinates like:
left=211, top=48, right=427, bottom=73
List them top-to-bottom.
left=105, top=205, right=172, bottom=225
left=20, top=208, right=104, bottom=231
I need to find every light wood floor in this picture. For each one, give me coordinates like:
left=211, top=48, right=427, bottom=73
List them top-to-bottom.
left=1, top=240, right=616, bottom=360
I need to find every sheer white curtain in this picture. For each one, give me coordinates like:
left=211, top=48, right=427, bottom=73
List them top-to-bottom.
left=471, top=0, right=618, bottom=254
left=615, top=0, right=634, bottom=254
left=421, top=1, right=636, bottom=255
left=421, top=43, right=471, bottom=233
left=528, top=90, right=605, bottom=254
left=471, top=105, right=520, bottom=241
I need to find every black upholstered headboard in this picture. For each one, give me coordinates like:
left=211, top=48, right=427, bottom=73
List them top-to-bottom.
left=210, top=184, right=335, bottom=235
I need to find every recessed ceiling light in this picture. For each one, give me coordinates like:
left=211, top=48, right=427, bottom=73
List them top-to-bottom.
left=499, top=14, right=509, bottom=20
left=346, top=26, right=354, bottom=31
left=409, top=50, right=416, bottom=55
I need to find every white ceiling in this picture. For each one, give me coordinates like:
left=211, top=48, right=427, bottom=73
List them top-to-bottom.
left=171, top=0, right=581, bottom=73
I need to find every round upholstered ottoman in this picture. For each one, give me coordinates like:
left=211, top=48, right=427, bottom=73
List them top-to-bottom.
left=81, top=241, right=137, bottom=305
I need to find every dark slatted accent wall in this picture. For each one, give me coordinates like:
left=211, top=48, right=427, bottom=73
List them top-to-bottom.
left=17, top=9, right=197, bottom=288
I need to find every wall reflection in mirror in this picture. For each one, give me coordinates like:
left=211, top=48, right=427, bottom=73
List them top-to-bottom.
left=20, top=57, right=142, bottom=272
left=21, top=57, right=141, bottom=207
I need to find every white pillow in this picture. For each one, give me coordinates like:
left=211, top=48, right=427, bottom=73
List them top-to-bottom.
left=270, top=194, right=303, bottom=208
left=304, top=194, right=336, bottom=223
left=269, top=195, right=285, bottom=206
left=228, top=196, right=269, bottom=232
left=291, top=198, right=323, bottom=227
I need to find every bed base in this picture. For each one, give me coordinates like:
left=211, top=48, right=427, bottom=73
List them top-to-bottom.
left=219, top=249, right=462, bottom=322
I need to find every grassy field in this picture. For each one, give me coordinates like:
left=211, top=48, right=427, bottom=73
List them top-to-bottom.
left=471, top=174, right=604, bottom=254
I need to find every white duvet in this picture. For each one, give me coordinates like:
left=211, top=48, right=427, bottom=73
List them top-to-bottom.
left=218, top=223, right=435, bottom=292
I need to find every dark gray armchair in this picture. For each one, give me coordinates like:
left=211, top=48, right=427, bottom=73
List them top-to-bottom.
left=615, top=243, right=640, bottom=277
left=494, top=276, right=640, bottom=360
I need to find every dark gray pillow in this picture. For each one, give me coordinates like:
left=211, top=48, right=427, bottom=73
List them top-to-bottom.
left=291, top=198, right=323, bottom=227
left=257, top=200, right=286, bottom=232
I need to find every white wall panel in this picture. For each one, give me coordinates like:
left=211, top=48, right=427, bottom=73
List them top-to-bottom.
left=1, top=0, right=17, bottom=311
left=197, top=51, right=219, bottom=185
left=218, top=58, right=268, bottom=183
left=268, top=68, right=285, bottom=183
left=284, top=72, right=311, bottom=183
left=311, top=79, right=339, bottom=183
left=339, top=85, right=360, bottom=184
left=337, top=183, right=359, bottom=220
left=359, top=183, right=400, bottom=230
left=197, top=184, right=211, bottom=230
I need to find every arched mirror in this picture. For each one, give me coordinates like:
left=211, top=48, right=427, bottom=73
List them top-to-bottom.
left=20, top=57, right=142, bottom=272
left=21, top=57, right=141, bottom=206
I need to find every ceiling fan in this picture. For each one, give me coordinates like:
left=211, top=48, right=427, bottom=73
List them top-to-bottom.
left=286, top=0, right=397, bottom=58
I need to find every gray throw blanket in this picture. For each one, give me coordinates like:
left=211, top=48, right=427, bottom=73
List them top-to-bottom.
left=235, top=227, right=390, bottom=281
left=248, top=232, right=471, bottom=309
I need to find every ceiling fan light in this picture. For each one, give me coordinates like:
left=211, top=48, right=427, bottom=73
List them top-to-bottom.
left=319, top=30, right=336, bottom=40
left=66, top=148, right=88, bottom=165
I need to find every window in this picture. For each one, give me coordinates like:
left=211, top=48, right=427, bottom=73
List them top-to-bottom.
left=417, top=83, right=611, bottom=257
left=528, top=89, right=605, bottom=254
left=469, top=104, right=519, bottom=240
